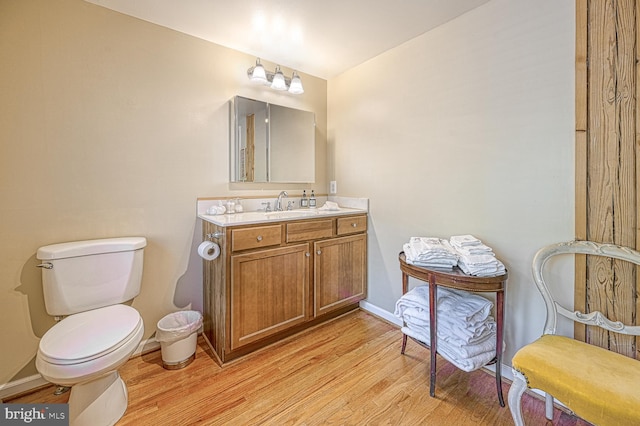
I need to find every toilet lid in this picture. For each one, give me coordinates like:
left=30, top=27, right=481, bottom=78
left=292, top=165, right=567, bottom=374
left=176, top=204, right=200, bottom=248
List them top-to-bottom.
left=39, top=304, right=142, bottom=365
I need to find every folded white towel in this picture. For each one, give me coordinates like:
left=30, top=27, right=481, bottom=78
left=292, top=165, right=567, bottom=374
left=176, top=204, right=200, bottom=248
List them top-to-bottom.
left=318, top=201, right=340, bottom=211
left=450, top=234, right=482, bottom=247
left=448, top=236, right=506, bottom=277
left=408, top=238, right=458, bottom=261
left=404, top=242, right=458, bottom=270
left=454, top=245, right=494, bottom=256
left=458, top=254, right=500, bottom=265
left=458, top=258, right=506, bottom=277
left=406, top=259, right=456, bottom=270
left=393, top=285, right=431, bottom=319
left=394, top=285, right=493, bottom=324
left=395, top=285, right=496, bottom=345
left=436, top=287, right=494, bottom=324
left=400, top=306, right=429, bottom=327
left=438, top=315, right=496, bottom=344
left=403, top=316, right=496, bottom=347
left=401, top=326, right=496, bottom=372
left=438, top=328, right=497, bottom=351
left=437, top=341, right=496, bottom=372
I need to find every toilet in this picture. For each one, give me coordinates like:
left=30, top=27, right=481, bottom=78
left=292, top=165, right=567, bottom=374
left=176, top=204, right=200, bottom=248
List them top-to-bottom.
left=35, top=237, right=146, bottom=426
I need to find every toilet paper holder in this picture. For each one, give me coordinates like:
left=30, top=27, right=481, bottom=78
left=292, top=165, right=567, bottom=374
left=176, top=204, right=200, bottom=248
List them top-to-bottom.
left=206, top=231, right=224, bottom=240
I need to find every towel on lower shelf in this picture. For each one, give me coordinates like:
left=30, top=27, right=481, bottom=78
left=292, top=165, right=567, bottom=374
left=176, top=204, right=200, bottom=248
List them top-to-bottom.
left=394, top=285, right=494, bottom=327
left=395, top=285, right=498, bottom=372
left=435, top=285, right=494, bottom=325
left=400, top=306, right=496, bottom=346
left=401, top=322, right=496, bottom=358
left=401, top=326, right=496, bottom=372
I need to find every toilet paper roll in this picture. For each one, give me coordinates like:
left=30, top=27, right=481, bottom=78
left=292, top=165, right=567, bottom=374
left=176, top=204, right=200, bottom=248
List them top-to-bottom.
left=197, top=241, right=220, bottom=261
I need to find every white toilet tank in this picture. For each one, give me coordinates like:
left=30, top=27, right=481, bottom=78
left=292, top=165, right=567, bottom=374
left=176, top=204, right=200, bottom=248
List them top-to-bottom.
left=36, top=237, right=147, bottom=316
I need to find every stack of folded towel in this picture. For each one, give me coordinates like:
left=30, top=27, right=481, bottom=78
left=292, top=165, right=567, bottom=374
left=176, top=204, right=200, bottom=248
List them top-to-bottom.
left=449, top=235, right=506, bottom=277
left=403, top=237, right=458, bottom=270
left=394, top=285, right=497, bottom=372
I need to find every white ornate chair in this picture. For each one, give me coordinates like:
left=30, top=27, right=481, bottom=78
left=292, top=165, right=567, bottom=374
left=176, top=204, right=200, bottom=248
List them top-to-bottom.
left=509, top=241, right=640, bottom=426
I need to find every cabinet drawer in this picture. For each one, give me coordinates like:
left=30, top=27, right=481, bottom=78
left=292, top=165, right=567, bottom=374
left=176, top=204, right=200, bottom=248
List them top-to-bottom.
left=337, top=215, right=367, bottom=235
left=287, top=219, right=333, bottom=242
left=231, top=225, right=282, bottom=251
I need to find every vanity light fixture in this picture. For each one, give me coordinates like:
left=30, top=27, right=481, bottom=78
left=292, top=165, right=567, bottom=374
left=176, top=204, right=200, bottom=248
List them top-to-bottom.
left=247, top=58, right=304, bottom=95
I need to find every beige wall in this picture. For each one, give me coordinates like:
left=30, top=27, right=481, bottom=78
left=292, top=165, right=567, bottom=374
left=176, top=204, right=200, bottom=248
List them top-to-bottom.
left=0, top=0, right=327, bottom=384
left=328, top=0, right=575, bottom=363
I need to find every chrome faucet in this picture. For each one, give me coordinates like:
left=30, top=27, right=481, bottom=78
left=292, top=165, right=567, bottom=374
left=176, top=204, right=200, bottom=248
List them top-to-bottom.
left=275, top=191, right=288, bottom=211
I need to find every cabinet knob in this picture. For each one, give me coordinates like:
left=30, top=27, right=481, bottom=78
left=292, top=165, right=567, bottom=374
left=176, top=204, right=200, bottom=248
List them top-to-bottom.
left=351, top=223, right=357, bottom=228
left=256, top=235, right=263, bottom=242
left=316, top=250, right=322, bottom=255
left=305, top=252, right=310, bottom=257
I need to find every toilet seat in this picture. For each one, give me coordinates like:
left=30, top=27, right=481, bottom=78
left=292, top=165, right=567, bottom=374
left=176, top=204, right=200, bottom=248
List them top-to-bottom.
left=39, top=304, right=142, bottom=365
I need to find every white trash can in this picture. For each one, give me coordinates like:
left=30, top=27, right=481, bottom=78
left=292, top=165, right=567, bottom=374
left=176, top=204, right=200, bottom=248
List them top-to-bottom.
left=156, top=310, right=203, bottom=370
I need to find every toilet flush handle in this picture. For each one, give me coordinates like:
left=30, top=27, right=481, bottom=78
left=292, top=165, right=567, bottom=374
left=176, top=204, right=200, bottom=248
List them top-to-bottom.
left=36, top=262, right=53, bottom=269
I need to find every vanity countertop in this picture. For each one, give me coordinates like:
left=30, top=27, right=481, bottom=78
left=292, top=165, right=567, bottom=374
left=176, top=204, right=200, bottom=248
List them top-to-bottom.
left=199, top=207, right=367, bottom=227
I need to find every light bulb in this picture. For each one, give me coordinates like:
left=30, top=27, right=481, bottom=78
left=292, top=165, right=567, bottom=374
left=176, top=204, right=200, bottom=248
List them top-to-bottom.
left=249, top=59, right=268, bottom=84
left=270, top=66, right=287, bottom=91
left=288, top=72, right=304, bottom=94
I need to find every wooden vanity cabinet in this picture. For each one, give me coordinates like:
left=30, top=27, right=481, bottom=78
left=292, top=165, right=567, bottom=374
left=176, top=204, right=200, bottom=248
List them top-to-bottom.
left=202, top=214, right=367, bottom=364
left=230, top=243, right=309, bottom=350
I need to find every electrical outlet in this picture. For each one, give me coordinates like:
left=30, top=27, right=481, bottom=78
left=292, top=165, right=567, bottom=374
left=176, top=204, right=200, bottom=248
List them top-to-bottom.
left=329, top=181, right=337, bottom=194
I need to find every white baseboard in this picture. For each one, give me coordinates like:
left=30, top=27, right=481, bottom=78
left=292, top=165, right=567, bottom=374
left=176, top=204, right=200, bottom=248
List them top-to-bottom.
left=359, top=300, right=402, bottom=326
left=0, top=336, right=160, bottom=402
left=134, top=336, right=160, bottom=356
left=0, top=375, right=49, bottom=402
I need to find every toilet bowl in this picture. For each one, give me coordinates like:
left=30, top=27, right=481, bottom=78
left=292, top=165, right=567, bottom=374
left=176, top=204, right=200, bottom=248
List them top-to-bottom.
left=35, top=237, right=147, bottom=426
left=36, top=305, right=144, bottom=426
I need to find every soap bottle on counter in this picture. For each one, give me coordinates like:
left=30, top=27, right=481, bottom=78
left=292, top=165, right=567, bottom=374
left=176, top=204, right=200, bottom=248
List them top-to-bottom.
left=300, top=190, right=308, bottom=208
left=309, top=190, right=317, bottom=208
left=234, top=198, right=243, bottom=213
left=225, top=199, right=236, bottom=214
left=216, top=200, right=226, bottom=214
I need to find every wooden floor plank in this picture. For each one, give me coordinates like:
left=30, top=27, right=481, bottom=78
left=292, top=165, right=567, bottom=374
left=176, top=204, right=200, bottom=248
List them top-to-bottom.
left=7, top=310, right=590, bottom=425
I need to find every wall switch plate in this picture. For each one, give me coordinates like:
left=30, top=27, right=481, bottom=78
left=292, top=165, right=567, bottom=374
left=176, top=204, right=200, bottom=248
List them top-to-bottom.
left=329, top=181, right=337, bottom=194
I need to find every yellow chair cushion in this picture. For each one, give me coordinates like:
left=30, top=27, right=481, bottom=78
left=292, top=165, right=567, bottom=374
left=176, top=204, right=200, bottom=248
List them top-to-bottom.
left=512, top=334, right=640, bottom=426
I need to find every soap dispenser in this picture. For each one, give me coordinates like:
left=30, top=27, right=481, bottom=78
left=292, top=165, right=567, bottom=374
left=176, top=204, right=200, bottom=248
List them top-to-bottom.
left=301, top=190, right=308, bottom=208
left=309, top=190, right=317, bottom=208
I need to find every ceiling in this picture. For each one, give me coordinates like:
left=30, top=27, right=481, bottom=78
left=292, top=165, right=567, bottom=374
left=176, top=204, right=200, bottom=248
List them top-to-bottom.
left=85, top=0, right=489, bottom=79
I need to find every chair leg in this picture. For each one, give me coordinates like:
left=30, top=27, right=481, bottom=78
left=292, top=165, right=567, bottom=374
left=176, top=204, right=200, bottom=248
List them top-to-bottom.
left=508, top=369, right=528, bottom=426
left=545, top=393, right=554, bottom=420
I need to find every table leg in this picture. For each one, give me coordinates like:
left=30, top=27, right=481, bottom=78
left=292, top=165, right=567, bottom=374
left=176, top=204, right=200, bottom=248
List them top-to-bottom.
left=401, top=272, right=409, bottom=354
left=429, top=277, right=437, bottom=397
left=495, top=289, right=505, bottom=407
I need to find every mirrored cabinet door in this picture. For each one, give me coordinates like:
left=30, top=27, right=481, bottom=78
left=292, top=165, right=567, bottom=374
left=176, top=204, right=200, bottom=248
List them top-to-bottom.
left=230, top=96, right=315, bottom=183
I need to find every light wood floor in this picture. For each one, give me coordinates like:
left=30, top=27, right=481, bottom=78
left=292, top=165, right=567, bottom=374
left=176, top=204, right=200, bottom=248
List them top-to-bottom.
left=10, top=310, right=589, bottom=425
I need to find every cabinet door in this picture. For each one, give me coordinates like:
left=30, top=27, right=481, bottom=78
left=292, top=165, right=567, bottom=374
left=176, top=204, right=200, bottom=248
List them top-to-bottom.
left=314, top=234, right=367, bottom=317
left=231, top=243, right=309, bottom=350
